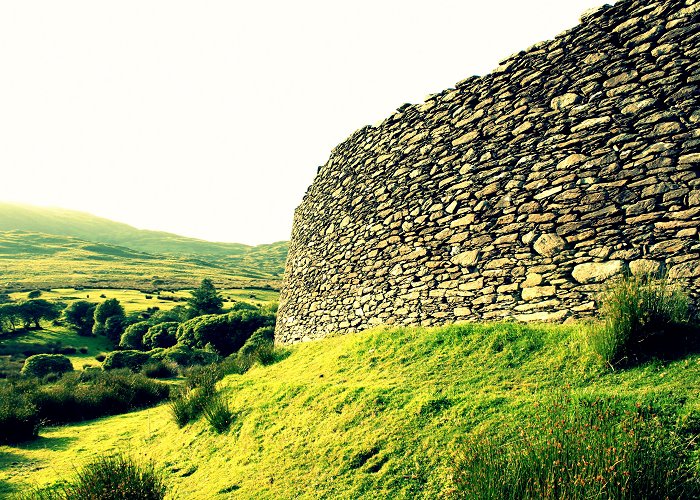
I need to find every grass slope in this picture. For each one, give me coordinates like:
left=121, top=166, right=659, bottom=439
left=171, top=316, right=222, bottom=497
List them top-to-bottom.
left=0, top=230, right=284, bottom=291
left=1, top=323, right=698, bottom=498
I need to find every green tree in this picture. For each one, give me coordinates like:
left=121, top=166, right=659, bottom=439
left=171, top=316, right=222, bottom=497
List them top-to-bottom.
left=187, top=278, right=223, bottom=317
left=27, top=290, right=42, bottom=299
left=93, top=298, right=126, bottom=340
left=17, top=299, right=61, bottom=329
left=63, top=301, right=97, bottom=336
left=0, top=303, right=21, bottom=333
left=119, top=321, right=151, bottom=350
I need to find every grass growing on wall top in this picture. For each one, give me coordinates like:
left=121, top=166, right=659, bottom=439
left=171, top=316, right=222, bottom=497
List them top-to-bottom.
left=1, top=322, right=698, bottom=498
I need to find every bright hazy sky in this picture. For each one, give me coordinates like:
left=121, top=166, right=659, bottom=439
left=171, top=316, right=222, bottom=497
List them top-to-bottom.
left=0, top=0, right=610, bottom=245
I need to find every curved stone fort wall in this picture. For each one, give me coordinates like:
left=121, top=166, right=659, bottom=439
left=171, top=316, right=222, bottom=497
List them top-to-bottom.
left=276, top=0, right=700, bottom=343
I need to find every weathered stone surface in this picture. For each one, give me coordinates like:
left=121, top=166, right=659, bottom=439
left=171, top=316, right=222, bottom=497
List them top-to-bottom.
left=275, top=0, right=700, bottom=344
left=551, top=93, right=581, bottom=111
left=533, top=233, right=566, bottom=257
left=451, top=250, right=480, bottom=267
left=629, top=259, right=662, bottom=276
left=572, top=261, right=625, bottom=284
left=521, top=286, right=556, bottom=301
left=515, top=310, right=569, bottom=322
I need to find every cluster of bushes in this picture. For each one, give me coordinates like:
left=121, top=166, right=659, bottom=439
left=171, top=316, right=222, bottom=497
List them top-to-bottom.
left=0, top=369, right=169, bottom=444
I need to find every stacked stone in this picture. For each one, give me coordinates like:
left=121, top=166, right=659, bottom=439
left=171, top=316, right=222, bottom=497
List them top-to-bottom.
left=276, top=0, right=700, bottom=344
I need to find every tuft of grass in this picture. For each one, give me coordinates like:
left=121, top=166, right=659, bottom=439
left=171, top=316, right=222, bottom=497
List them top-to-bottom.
left=590, top=274, right=691, bottom=367
left=451, top=394, right=699, bottom=499
left=203, top=395, right=235, bottom=433
left=15, top=454, right=166, bottom=500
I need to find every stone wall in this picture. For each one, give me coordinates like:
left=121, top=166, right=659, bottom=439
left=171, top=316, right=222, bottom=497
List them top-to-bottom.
left=276, top=0, right=700, bottom=344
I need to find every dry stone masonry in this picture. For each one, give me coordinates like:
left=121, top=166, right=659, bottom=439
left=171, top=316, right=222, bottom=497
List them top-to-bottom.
left=276, top=0, right=700, bottom=343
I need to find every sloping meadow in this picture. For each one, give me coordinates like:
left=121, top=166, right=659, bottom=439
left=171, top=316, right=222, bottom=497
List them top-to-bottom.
left=2, top=323, right=699, bottom=498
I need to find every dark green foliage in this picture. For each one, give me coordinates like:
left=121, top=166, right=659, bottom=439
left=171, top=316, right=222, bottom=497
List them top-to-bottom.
left=592, top=275, right=691, bottom=366
left=187, top=278, right=223, bottom=317
left=27, top=290, right=42, bottom=299
left=92, top=298, right=125, bottom=339
left=17, top=300, right=61, bottom=329
left=62, top=300, right=97, bottom=336
left=0, top=303, right=22, bottom=332
left=148, top=306, right=186, bottom=324
left=176, top=309, right=275, bottom=356
left=119, top=321, right=150, bottom=350
left=142, top=322, right=178, bottom=350
left=238, top=326, right=275, bottom=365
left=149, top=345, right=219, bottom=367
left=102, top=350, right=150, bottom=371
left=21, top=354, right=73, bottom=378
left=141, top=360, right=177, bottom=379
left=30, top=369, right=169, bottom=425
left=0, top=370, right=168, bottom=440
left=0, top=382, right=40, bottom=444
left=452, top=395, right=699, bottom=500
left=19, top=454, right=167, bottom=500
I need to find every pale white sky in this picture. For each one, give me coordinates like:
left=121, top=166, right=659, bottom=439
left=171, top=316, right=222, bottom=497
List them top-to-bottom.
left=0, top=0, right=610, bottom=245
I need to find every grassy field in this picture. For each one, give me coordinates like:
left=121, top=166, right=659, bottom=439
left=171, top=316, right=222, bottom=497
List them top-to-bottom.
left=0, top=230, right=286, bottom=292
left=8, top=287, right=278, bottom=314
left=1, top=322, right=698, bottom=498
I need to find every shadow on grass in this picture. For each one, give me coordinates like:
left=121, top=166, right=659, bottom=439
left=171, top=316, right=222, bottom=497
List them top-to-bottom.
left=618, top=322, right=700, bottom=368
left=12, top=435, right=77, bottom=453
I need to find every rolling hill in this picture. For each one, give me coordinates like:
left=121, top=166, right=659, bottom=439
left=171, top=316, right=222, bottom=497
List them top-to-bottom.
left=0, top=202, right=288, bottom=291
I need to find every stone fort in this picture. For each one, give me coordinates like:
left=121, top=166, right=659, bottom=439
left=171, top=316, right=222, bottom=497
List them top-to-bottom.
left=276, top=0, right=700, bottom=344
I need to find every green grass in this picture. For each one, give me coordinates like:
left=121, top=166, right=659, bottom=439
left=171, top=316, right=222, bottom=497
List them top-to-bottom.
left=0, top=230, right=285, bottom=292
left=0, top=323, right=698, bottom=498
left=0, top=326, right=113, bottom=373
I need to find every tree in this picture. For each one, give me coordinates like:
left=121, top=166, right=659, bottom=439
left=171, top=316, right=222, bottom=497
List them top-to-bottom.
left=187, top=278, right=223, bottom=317
left=27, top=290, right=42, bottom=299
left=93, top=298, right=126, bottom=340
left=17, top=299, right=61, bottom=329
left=63, top=301, right=97, bottom=336
left=0, top=303, right=21, bottom=333
left=176, top=309, right=275, bottom=356
left=119, top=321, right=151, bottom=350
left=143, top=322, right=179, bottom=350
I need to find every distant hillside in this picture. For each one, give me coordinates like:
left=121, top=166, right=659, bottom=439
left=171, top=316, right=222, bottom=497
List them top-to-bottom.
left=0, top=202, right=288, bottom=291
left=0, top=202, right=287, bottom=264
left=0, top=230, right=283, bottom=292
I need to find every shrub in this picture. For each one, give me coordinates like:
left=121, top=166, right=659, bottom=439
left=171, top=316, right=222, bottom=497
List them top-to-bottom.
left=592, top=274, right=690, bottom=366
left=93, top=298, right=125, bottom=339
left=63, top=300, right=97, bottom=336
left=176, top=309, right=275, bottom=356
left=119, top=321, right=151, bottom=350
left=142, top=322, right=178, bottom=350
left=238, top=326, right=275, bottom=365
left=149, top=345, right=219, bottom=367
left=79, top=346, right=89, bottom=354
left=102, top=350, right=151, bottom=371
left=95, top=353, right=106, bottom=362
left=21, top=354, right=73, bottom=378
left=141, top=360, right=177, bottom=379
left=169, top=364, right=221, bottom=427
left=31, top=369, right=170, bottom=424
left=0, top=382, right=40, bottom=444
left=203, top=395, right=235, bottom=433
left=452, top=395, right=698, bottom=499
left=22, top=454, right=167, bottom=500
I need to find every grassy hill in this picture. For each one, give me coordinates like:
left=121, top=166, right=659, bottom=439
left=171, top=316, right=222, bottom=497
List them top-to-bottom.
left=0, top=202, right=288, bottom=289
left=2, top=323, right=698, bottom=498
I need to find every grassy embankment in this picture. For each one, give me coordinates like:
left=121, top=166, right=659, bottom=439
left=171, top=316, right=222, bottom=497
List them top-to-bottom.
left=1, top=322, right=698, bottom=498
